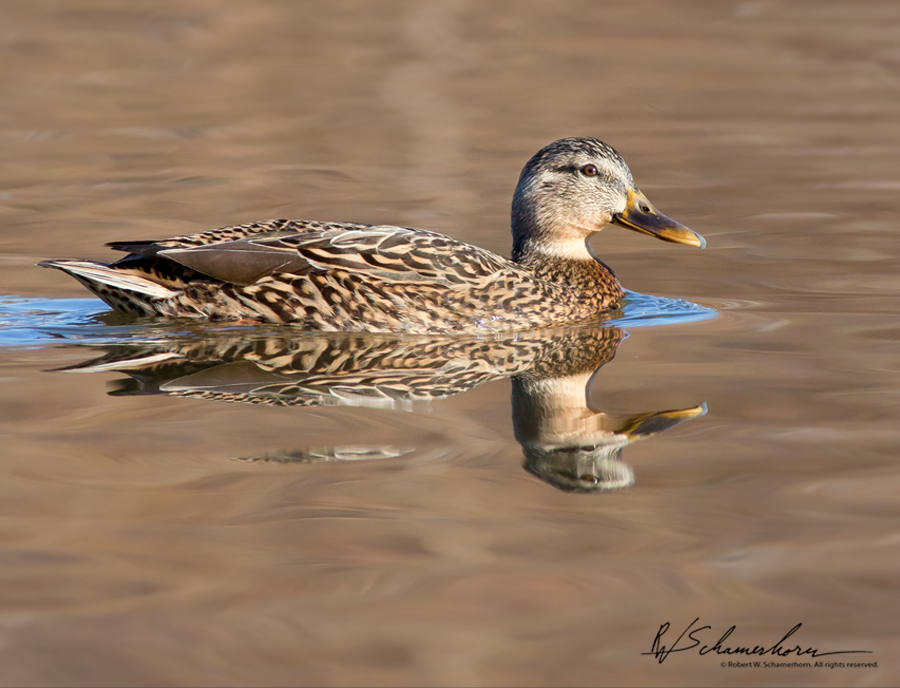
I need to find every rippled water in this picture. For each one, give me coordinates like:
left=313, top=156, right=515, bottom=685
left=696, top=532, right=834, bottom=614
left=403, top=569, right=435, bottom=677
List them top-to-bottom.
left=1, top=2, right=899, bottom=686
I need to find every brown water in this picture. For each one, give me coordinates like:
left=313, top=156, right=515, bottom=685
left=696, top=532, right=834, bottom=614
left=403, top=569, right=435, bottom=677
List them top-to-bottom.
left=1, top=2, right=899, bottom=686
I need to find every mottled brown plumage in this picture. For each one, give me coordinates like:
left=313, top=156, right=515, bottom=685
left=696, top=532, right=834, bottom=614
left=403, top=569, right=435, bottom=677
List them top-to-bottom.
left=40, top=138, right=705, bottom=334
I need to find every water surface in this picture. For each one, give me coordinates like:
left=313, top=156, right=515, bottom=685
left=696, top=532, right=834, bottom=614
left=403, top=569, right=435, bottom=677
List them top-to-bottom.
left=1, top=2, right=899, bottom=686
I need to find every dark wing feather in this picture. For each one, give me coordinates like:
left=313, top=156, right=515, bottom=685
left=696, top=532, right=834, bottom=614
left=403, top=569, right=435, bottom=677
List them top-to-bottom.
left=158, top=240, right=309, bottom=286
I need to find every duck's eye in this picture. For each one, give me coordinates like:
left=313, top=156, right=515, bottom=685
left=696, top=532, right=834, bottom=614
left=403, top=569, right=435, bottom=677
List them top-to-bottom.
left=580, top=164, right=599, bottom=177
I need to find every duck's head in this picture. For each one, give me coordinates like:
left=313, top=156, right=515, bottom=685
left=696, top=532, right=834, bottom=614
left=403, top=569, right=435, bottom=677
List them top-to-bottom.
left=511, top=137, right=705, bottom=262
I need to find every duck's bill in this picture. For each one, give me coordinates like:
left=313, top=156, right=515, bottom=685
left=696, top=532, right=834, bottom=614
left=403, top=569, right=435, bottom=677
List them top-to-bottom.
left=611, top=189, right=706, bottom=248
left=617, top=403, right=708, bottom=440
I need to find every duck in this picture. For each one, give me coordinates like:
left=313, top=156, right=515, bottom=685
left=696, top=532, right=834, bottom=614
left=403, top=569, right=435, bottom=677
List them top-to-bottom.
left=39, top=137, right=705, bottom=334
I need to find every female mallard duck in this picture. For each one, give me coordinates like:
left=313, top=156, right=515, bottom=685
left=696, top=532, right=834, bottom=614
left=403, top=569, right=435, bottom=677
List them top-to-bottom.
left=40, top=137, right=705, bottom=334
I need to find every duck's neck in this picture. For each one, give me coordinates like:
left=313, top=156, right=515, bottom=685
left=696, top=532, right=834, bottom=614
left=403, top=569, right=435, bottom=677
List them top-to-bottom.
left=512, top=235, right=624, bottom=308
left=512, top=371, right=624, bottom=449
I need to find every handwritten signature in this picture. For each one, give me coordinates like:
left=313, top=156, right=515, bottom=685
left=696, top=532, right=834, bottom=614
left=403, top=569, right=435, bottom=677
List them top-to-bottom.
left=643, top=619, right=873, bottom=664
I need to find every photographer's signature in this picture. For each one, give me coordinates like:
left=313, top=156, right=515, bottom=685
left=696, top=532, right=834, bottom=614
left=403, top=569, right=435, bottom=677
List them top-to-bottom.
left=643, top=618, right=873, bottom=664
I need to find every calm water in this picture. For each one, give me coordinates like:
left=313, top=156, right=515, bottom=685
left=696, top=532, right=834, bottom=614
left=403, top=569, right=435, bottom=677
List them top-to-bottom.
left=1, top=2, right=899, bottom=686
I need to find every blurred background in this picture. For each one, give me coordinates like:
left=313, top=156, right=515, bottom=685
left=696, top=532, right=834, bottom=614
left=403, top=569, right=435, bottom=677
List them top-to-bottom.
left=1, top=2, right=899, bottom=686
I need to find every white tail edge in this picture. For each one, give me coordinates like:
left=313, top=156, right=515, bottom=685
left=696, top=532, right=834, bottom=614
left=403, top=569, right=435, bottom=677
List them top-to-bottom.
left=39, top=260, right=180, bottom=299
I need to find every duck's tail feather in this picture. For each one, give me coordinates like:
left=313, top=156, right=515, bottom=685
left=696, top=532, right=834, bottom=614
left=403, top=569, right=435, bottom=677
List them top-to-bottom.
left=38, top=259, right=181, bottom=312
left=38, top=260, right=180, bottom=298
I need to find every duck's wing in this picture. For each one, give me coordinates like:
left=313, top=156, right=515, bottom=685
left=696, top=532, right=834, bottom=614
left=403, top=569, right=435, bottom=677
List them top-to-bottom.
left=106, top=219, right=365, bottom=253
left=111, top=223, right=518, bottom=288
left=276, top=226, right=514, bottom=286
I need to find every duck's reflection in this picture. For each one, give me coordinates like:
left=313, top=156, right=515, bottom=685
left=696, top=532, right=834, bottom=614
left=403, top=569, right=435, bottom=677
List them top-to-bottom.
left=60, top=325, right=704, bottom=492
left=514, top=376, right=703, bottom=492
